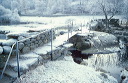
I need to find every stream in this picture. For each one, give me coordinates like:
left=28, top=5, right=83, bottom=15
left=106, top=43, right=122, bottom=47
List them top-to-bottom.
left=84, top=39, right=127, bottom=82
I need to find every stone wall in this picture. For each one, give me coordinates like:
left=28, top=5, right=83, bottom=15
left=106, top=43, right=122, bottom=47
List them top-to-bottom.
left=0, top=29, right=56, bottom=68
left=8, top=30, right=56, bottom=54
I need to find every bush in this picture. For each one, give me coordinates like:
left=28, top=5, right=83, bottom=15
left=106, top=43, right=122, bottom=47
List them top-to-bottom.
left=0, top=5, right=20, bottom=24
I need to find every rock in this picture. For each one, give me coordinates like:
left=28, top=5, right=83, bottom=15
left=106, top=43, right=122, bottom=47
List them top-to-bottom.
left=90, top=21, right=104, bottom=31
left=60, top=31, right=65, bottom=35
left=69, top=31, right=120, bottom=54
left=123, top=32, right=128, bottom=36
left=40, top=34, right=45, bottom=38
left=18, top=36, right=25, bottom=41
left=36, top=36, right=40, bottom=40
left=31, top=38, right=36, bottom=42
left=2, top=39, right=17, bottom=46
left=24, top=39, right=31, bottom=45
left=43, top=39, right=48, bottom=43
left=38, top=40, right=43, bottom=44
left=0, top=41, right=2, bottom=45
left=35, top=41, right=39, bottom=44
left=19, top=42, right=25, bottom=50
left=41, top=42, right=44, bottom=46
left=26, top=43, right=31, bottom=47
left=30, top=43, right=35, bottom=46
left=35, top=44, right=38, bottom=47
left=30, top=45, right=35, bottom=50
left=0, top=46, right=3, bottom=54
left=3, top=46, right=11, bottom=54
left=22, top=46, right=30, bottom=54
left=0, top=55, right=8, bottom=68
left=73, top=57, right=83, bottom=64
left=80, top=60, right=88, bottom=66
left=100, top=73, right=108, bottom=79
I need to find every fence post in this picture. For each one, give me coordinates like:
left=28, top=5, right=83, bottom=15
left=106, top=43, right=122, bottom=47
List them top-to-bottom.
left=71, top=20, right=73, bottom=35
left=81, top=23, right=82, bottom=33
left=68, top=25, right=70, bottom=43
left=51, top=29, right=53, bottom=61
left=16, top=42, right=20, bottom=78
left=0, top=43, right=16, bottom=80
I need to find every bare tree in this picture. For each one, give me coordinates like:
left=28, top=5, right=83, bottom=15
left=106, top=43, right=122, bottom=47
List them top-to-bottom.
left=98, top=0, right=118, bottom=29
left=122, top=0, right=128, bottom=27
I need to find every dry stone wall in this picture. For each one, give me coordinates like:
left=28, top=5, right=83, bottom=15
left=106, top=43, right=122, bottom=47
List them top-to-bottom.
left=0, top=29, right=56, bottom=68
left=8, top=30, right=56, bottom=54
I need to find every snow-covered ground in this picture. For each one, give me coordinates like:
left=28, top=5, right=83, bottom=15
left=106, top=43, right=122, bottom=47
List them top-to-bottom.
left=0, top=15, right=125, bottom=82
left=0, top=15, right=102, bottom=32
left=0, top=15, right=122, bottom=32
left=14, top=56, right=118, bottom=83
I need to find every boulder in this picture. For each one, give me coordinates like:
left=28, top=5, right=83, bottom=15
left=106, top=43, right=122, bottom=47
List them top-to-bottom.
left=90, top=21, right=105, bottom=31
left=60, top=31, right=65, bottom=35
left=69, top=31, right=120, bottom=54
left=36, top=35, right=40, bottom=40
left=18, top=36, right=25, bottom=41
left=31, top=38, right=36, bottom=43
left=2, top=39, right=17, bottom=46
left=24, top=39, right=31, bottom=45
left=19, top=42, right=25, bottom=50
left=0, top=46, right=3, bottom=54
left=3, top=46, right=11, bottom=54
left=22, top=46, right=30, bottom=54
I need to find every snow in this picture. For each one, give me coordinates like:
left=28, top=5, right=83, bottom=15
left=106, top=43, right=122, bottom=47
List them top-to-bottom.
left=0, top=15, right=124, bottom=82
left=0, top=15, right=122, bottom=33
left=34, top=32, right=76, bottom=55
left=63, top=43, right=73, bottom=48
left=34, top=46, right=56, bottom=55
left=7, top=52, right=42, bottom=71
left=14, top=56, right=118, bottom=83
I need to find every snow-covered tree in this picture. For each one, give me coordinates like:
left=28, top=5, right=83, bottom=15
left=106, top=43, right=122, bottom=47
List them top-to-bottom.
left=0, top=0, right=125, bottom=16
left=11, top=0, right=18, bottom=11
left=98, top=0, right=118, bottom=29
left=122, top=0, right=128, bottom=26
left=0, top=4, right=20, bottom=24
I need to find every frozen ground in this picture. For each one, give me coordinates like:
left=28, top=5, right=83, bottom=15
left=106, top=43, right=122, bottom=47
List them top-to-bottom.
left=0, top=15, right=125, bottom=82
left=0, top=15, right=105, bottom=32
left=0, top=15, right=122, bottom=32
left=14, top=56, right=118, bottom=83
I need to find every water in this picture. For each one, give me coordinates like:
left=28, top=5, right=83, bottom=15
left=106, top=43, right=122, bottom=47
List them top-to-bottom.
left=0, top=15, right=125, bottom=82
left=88, top=53, right=119, bottom=67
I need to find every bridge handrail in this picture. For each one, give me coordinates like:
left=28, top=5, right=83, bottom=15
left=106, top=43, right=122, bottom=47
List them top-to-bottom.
left=0, top=42, right=16, bottom=80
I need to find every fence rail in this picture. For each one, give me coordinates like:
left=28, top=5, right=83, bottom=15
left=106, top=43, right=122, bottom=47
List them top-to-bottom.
left=0, top=24, right=77, bottom=80
left=0, top=43, right=16, bottom=79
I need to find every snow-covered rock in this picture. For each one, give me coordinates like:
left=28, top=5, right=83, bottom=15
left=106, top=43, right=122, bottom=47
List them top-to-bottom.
left=2, top=39, right=17, bottom=46
left=18, top=42, right=25, bottom=50
left=0, top=46, right=3, bottom=54
left=3, top=46, right=11, bottom=54
left=22, top=46, right=30, bottom=54
left=8, top=53, right=42, bottom=72
left=120, top=68, right=128, bottom=83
